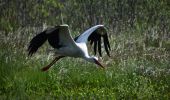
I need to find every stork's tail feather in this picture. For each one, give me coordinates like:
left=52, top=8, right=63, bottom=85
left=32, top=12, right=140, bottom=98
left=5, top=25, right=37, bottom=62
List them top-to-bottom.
left=28, top=31, right=47, bottom=56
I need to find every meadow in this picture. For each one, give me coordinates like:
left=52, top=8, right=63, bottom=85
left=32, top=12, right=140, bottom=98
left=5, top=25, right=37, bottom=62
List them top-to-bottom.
left=0, top=0, right=170, bottom=99
left=0, top=27, right=169, bottom=99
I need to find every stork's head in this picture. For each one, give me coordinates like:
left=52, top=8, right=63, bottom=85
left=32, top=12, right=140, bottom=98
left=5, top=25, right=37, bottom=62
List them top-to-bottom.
left=90, top=57, right=105, bottom=68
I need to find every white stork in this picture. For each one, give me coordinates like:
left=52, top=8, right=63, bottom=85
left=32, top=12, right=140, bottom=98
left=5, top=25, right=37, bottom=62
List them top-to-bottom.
left=28, top=24, right=111, bottom=71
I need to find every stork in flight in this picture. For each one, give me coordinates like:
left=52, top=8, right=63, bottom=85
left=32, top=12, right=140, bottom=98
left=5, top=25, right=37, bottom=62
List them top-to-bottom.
left=28, top=24, right=111, bottom=71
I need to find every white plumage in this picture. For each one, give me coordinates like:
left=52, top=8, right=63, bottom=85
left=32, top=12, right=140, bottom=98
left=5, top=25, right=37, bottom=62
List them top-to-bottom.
left=28, top=24, right=111, bottom=71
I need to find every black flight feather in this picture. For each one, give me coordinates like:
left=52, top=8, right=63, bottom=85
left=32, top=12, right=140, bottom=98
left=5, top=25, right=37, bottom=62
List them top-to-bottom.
left=28, top=31, right=47, bottom=56
left=103, top=34, right=110, bottom=56
left=97, top=36, right=102, bottom=56
left=93, top=41, right=97, bottom=55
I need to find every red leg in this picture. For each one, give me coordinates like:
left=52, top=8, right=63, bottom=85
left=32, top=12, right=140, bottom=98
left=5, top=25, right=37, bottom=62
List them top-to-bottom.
left=41, top=56, right=64, bottom=71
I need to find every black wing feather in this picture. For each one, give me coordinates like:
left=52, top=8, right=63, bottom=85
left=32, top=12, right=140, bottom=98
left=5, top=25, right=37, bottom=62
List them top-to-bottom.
left=28, top=26, right=62, bottom=56
left=87, top=27, right=111, bottom=57
left=47, top=28, right=62, bottom=48
left=28, top=31, right=47, bottom=56
left=88, top=31, right=99, bottom=55
left=103, top=34, right=110, bottom=56
left=104, top=34, right=111, bottom=50
left=98, top=36, right=102, bottom=56
left=93, top=41, right=97, bottom=55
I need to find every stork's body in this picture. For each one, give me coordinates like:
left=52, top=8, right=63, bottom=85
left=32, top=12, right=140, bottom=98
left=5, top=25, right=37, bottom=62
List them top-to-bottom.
left=28, top=24, right=110, bottom=71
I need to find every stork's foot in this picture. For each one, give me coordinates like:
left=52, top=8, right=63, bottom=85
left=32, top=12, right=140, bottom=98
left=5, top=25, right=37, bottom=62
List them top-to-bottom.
left=41, top=65, right=51, bottom=71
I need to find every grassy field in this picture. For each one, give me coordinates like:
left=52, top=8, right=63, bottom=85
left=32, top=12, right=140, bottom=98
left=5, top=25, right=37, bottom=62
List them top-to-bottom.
left=0, top=28, right=170, bottom=99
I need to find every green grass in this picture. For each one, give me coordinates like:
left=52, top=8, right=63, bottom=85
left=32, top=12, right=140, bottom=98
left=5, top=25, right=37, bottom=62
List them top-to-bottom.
left=0, top=29, right=170, bottom=99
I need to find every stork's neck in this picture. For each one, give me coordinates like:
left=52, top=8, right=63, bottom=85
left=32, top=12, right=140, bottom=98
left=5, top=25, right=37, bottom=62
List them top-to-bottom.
left=84, top=56, right=98, bottom=63
left=84, top=56, right=93, bottom=63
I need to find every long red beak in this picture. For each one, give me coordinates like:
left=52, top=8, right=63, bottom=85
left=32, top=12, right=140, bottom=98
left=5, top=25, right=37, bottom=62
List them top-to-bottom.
left=95, top=60, right=105, bottom=68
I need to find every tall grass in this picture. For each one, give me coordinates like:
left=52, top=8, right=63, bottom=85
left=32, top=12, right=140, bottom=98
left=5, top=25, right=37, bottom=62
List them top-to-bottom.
left=0, top=27, right=170, bottom=99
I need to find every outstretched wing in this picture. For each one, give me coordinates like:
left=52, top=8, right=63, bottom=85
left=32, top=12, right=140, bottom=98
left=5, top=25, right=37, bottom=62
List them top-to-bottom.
left=28, top=24, right=75, bottom=56
left=75, top=25, right=111, bottom=56
left=28, top=30, right=47, bottom=56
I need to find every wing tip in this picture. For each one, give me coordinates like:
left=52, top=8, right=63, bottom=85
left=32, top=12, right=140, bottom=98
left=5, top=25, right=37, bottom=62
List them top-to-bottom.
left=27, top=30, right=48, bottom=56
left=27, top=47, right=36, bottom=56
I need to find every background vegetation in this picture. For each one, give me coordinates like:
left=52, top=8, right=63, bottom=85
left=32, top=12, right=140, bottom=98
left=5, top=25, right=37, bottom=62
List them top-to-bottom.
left=0, top=0, right=170, bottom=99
